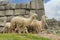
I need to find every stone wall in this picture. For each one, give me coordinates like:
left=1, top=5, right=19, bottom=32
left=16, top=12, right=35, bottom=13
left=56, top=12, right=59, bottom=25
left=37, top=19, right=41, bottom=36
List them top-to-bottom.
left=0, top=0, right=45, bottom=27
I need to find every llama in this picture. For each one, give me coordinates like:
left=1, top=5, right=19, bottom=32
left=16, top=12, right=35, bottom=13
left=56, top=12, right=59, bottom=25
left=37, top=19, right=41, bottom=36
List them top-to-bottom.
left=10, top=13, right=37, bottom=34
left=28, top=15, right=47, bottom=33
left=2, top=22, right=11, bottom=33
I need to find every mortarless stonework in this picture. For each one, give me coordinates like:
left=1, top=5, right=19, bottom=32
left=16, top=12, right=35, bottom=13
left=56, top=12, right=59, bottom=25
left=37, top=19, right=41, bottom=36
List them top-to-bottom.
left=0, top=0, right=45, bottom=27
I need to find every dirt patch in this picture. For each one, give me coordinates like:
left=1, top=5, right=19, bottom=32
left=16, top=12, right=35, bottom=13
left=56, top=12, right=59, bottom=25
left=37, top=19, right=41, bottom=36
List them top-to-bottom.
left=37, top=33, right=60, bottom=40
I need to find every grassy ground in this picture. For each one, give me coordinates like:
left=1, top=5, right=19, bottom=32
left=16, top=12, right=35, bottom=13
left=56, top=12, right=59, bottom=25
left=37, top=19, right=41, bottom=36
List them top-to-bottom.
left=0, top=33, right=51, bottom=40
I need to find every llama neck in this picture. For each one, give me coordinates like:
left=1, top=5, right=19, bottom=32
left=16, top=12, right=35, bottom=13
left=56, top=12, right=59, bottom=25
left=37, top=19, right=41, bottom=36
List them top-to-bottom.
left=26, top=17, right=34, bottom=26
left=29, top=17, right=34, bottom=23
left=41, top=17, right=46, bottom=27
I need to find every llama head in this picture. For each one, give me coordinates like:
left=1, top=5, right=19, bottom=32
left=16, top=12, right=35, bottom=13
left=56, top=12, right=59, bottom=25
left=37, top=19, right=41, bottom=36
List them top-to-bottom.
left=31, top=13, right=38, bottom=20
left=42, top=15, right=47, bottom=19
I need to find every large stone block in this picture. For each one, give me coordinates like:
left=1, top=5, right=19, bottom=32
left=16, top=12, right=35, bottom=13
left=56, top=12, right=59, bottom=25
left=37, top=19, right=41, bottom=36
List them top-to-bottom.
left=30, top=0, right=44, bottom=9
left=31, top=0, right=36, bottom=9
left=37, top=0, right=44, bottom=9
left=0, top=1, right=8, bottom=5
left=26, top=2, right=31, bottom=9
left=6, top=4, right=16, bottom=9
left=6, top=4, right=9, bottom=9
left=10, top=4, right=16, bottom=9
left=15, top=4, right=20, bottom=9
left=16, top=4, right=26, bottom=9
left=21, top=4, right=26, bottom=8
left=0, top=6, right=5, bottom=10
left=14, top=9, right=20, bottom=15
left=14, top=9, right=25, bottom=16
left=20, top=9, right=25, bottom=15
left=5, top=10, right=14, bottom=16
left=24, top=10, right=30, bottom=18
left=25, top=10, right=30, bottom=15
left=30, top=10, right=36, bottom=13
left=30, top=10, right=36, bottom=14
left=0, top=11, right=5, bottom=16
left=6, top=16, right=14, bottom=22
left=0, top=17, right=7, bottom=26
left=0, top=17, right=7, bottom=22
left=0, top=23, right=5, bottom=27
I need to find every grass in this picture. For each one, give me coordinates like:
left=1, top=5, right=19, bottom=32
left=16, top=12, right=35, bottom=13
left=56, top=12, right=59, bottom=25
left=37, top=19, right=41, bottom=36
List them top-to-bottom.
left=0, top=33, right=51, bottom=40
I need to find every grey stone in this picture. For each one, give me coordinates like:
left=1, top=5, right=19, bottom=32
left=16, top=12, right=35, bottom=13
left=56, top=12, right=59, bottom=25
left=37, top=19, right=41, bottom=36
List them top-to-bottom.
left=31, top=0, right=36, bottom=9
left=31, top=0, right=44, bottom=9
left=36, top=0, right=44, bottom=9
left=0, top=1, right=8, bottom=5
left=26, top=2, right=31, bottom=9
left=6, top=4, right=16, bottom=9
left=6, top=4, right=11, bottom=9
left=10, top=4, right=16, bottom=9
left=16, top=4, right=21, bottom=8
left=21, top=4, right=26, bottom=8
left=0, top=6, right=5, bottom=10
left=14, top=9, right=20, bottom=15
left=20, top=9, right=25, bottom=15
left=5, top=10, right=14, bottom=16
left=25, top=10, right=30, bottom=15
left=30, top=10, right=36, bottom=13
left=30, top=10, right=36, bottom=16
left=0, top=11, right=5, bottom=16
left=6, top=16, right=14, bottom=22
left=0, top=17, right=7, bottom=22
left=0, top=23, right=5, bottom=27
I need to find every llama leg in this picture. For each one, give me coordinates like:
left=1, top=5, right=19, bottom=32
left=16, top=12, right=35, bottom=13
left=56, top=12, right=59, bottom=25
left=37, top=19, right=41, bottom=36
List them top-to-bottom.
left=17, top=24, right=21, bottom=34
left=24, top=27, right=28, bottom=33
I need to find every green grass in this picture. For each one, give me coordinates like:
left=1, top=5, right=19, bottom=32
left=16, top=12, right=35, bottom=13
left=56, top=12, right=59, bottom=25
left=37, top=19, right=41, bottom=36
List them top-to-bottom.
left=0, top=33, right=51, bottom=40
